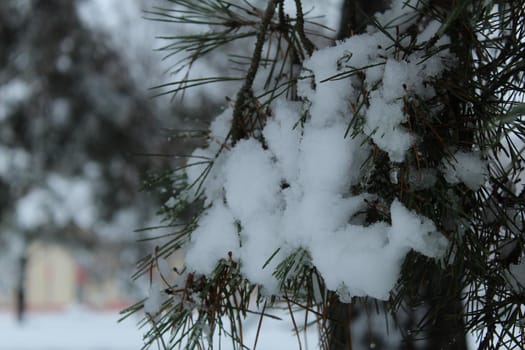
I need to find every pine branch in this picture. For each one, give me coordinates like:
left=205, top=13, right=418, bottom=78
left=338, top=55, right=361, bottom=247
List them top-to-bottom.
left=231, top=0, right=277, bottom=143
left=293, top=0, right=314, bottom=56
left=136, top=1, right=525, bottom=349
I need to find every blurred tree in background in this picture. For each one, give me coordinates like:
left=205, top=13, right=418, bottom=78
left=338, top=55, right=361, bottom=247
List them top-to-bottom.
left=0, top=0, right=181, bottom=321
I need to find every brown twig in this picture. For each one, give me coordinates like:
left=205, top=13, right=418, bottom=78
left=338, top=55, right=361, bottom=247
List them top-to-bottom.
left=231, top=0, right=277, bottom=143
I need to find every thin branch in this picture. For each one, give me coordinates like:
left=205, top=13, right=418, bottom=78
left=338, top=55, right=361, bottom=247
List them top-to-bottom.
left=231, top=0, right=277, bottom=143
left=294, top=0, right=315, bottom=56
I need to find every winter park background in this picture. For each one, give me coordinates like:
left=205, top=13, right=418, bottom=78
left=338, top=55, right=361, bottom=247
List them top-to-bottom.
left=0, top=0, right=335, bottom=348
left=0, top=0, right=172, bottom=348
left=1, top=0, right=524, bottom=349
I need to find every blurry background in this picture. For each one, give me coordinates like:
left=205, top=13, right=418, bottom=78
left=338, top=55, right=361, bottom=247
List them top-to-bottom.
left=0, top=0, right=201, bottom=348
left=0, top=0, right=343, bottom=348
left=0, top=0, right=168, bottom=312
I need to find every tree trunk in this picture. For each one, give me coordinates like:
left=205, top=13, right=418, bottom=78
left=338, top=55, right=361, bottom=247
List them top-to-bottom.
left=337, top=0, right=390, bottom=39
left=328, top=1, right=392, bottom=349
left=332, top=1, right=469, bottom=349
left=16, top=251, right=28, bottom=323
left=418, top=268, right=468, bottom=350
left=328, top=298, right=352, bottom=350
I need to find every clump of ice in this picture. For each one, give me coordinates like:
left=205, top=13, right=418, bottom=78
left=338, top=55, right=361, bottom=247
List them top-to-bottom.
left=182, top=0, right=452, bottom=300
left=298, top=8, right=451, bottom=162
left=364, top=94, right=414, bottom=162
left=442, top=151, right=487, bottom=190
left=310, top=200, right=447, bottom=299
left=184, top=202, right=239, bottom=275
left=144, top=282, right=164, bottom=315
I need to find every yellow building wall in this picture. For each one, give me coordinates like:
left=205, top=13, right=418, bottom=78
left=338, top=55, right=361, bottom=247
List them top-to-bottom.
left=0, top=240, right=150, bottom=311
left=26, top=241, right=77, bottom=309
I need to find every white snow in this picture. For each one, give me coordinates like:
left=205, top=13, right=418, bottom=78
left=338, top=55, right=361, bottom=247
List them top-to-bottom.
left=182, top=0, right=452, bottom=301
left=373, top=0, right=420, bottom=34
left=298, top=7, right=452, bottom=163
left=364, top=94, right=414, bottom=162
left=263, top=101, right=302, bottom=181
left=209, top=107, right=234, bottom=150
left=299, top=125, right=362, bottom=191
left=223, top=139, right=282, bottom=221
left=442, top=151, right=487, bottom=190
left=308, top=200, right=447, bottom=300
left=184, top=202, right=239, bottom=275
left=157, top=258, right=172, bottom=279
left=144, top=282, right=163, bottom=315
left=0, top=305, right=479, bottom=350
left=0, top=307, right=143, bottom=350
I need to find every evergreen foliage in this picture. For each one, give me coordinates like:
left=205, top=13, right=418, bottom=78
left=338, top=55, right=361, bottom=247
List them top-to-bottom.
left=128, top=1, right=525, bottom=349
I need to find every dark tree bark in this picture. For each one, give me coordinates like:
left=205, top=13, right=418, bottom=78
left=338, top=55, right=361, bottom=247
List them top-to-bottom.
left=337, top=0, right=391, bottom=39
left=328, top=1, right=392, bottom=348
left=331, top=1, right=469, bottom=349
left=16, top=252, right=27, bottom=323
left=427, top=296, right=468, bottom=350
left=328, top=297, right=352, bottom=350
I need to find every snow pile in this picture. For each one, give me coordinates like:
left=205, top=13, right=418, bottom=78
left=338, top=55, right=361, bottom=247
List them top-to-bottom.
left=181, top=0, right=455, bottom=300
left=442, top=151, right=487, bottom=190
left=144, top=282, right=165, bottom=315
left=0, top=307, right=144, bottom=350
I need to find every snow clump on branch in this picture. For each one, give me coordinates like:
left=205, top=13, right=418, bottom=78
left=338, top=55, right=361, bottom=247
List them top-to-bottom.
left=183, top=0, right=462, bottom=300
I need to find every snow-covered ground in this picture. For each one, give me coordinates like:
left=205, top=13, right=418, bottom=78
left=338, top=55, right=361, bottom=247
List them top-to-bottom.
left=0, top=305, right=478, bottom=349
left=0, top=306, right=143, bottom=350
left=0, top=306, right=311, bottom=350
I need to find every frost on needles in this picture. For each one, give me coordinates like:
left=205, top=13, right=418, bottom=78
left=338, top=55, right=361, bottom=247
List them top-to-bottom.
left=180, top=1, right=467, bottom=301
